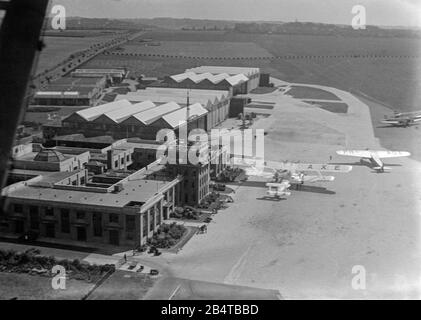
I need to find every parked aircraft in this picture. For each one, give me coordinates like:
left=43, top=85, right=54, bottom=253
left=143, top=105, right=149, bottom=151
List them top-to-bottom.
left=381, top=110, right=421, bottom=127
left=336, top=150, right=410, bottom=172
left=235, top=157, right=352, bottom=190
left=266, top=182, right=291, bottom=198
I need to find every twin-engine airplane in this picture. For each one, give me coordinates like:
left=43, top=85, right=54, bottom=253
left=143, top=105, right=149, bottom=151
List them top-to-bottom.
left=380, top=110, right=421, bottom=127
left=336, top=150, right=411, bottom=172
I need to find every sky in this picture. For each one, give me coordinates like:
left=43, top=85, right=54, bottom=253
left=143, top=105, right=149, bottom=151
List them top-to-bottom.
left=51, top=0, right=421, bottom=27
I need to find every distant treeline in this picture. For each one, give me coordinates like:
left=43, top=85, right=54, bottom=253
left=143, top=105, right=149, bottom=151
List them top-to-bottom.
left=234, top=22, right=421, bottom=38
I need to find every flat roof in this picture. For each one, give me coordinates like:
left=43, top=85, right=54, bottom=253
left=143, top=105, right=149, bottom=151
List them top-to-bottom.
left=52, top=77, right=105, bottom=86
left=4, top=165, right=175, bottom=209
left=5, top=178, right=168, bottom=208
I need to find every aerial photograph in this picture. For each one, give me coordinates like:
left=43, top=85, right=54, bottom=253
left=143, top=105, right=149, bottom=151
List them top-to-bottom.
left=0, top=0, right=421, bottom=307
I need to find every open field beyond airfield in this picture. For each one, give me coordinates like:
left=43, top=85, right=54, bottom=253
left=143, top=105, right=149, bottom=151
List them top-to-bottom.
left=82, top=30, right=421, bottom=112
left=36, top=33, right=119, bottom=74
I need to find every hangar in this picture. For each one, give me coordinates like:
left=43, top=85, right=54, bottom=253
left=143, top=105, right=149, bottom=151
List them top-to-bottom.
left=184, top=66, right=261, bottom=94
left=115, top=87, right=231, bottom=129
left=44, top=99, right=209, bottom=141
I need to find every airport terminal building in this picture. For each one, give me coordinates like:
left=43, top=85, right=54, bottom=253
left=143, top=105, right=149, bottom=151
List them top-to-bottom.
left=1, top=136, right=228, bottom=247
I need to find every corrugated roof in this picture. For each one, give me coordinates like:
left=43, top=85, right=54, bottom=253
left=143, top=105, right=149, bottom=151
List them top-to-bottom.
left=186, top=66, right=260, bottom=78
left=169, top=72, right=248, bottom=86
left=225, top=73, right=249, bottom=86
left=116, top=88, right=229, bottom=107
left=76, top=99, right=132, bottom=121
left=94, top=100, right=156, bottom=123
left=128, top=102, right=182, bottom=125
left=161, top=103, right=208, bottom=129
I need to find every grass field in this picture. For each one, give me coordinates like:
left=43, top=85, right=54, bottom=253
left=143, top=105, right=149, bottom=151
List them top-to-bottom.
left=79, top=29, right=421, bottom=112
left=36, top=34, right=116, bottom=74
left=113, top=41, right=272, bottom=58
left=287, top=86, right=340, bottom=100
left=87, top=271, right=156, bottom=300
left=0, top=272, right=93, bottom=300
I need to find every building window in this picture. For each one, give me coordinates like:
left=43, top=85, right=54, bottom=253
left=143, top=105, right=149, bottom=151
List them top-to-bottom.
left=126, top=155, right=130, bottom=162
left=121, top=158, right=124, bottom=165
left=114, top=160, right=118, bottom=168
left=14, top=204, right=23, bottom=214
left=29, top=206, right=39, bottom=230
left=45, top=207, right=54, bottom=217
left=61, top=209, right=70, bottom=233
left=76, top=211, right=85, bottom=220
left=92, top=213, right=102, bottom=237
left=109, top=213, right=119, bottom=224
left=142, top=213, right=148, bottom=236
left=126, top=215, right=135, bottom=240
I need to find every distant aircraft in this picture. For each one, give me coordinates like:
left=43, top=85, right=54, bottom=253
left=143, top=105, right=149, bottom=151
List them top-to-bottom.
left=380, top=110, right=421, bottom=127
left=336, top=150, right=411, bottom=172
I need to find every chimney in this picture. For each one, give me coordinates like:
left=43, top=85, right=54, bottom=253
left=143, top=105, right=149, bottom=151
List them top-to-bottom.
left=107, top=149, right=113, bottom=170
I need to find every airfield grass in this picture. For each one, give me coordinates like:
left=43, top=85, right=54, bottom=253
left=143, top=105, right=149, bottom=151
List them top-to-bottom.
left=36, top=34, right=117, bottom=74
left=118, top=41, right=271, bottom=58
left=287, top=86, right=340, bottom=100
left=316, top=102, right=349, bottom=114
left=87, top=271, right=156, bottom=300
left=0, top=272, right=93, bottom=300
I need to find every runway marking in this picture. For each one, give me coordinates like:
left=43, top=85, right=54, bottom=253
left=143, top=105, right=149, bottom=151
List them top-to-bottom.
left=224, top=245, right=253, bottom=285
left=168, top=284, right=181, bottom=300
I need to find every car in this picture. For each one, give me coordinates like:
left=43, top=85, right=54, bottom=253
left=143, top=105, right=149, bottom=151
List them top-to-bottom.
left=213, top=183, right=226, bottom=191
left=128, top=262, right=137, bottom=270
left=136, top=265, right=144, bottom=272
left=150, top=269, right=159, bottom=276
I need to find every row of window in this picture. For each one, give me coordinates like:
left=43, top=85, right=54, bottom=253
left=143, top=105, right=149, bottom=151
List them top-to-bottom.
left=14, top=205, right=127, bottom=233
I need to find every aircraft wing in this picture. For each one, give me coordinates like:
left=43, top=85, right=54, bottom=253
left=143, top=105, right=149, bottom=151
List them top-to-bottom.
left=380, top=119, right=402, bottom=125
left=336, top=150, right=373, bottom=158
left=373, top=150, right=411, bottom=158
left=264, top=160, right=352, bottom=173
left=301, top=175, right=335, bottom=183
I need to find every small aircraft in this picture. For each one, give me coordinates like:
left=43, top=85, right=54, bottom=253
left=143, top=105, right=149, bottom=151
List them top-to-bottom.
left=380, top=110, right=421, bottom=127
left=336, top=150, right=411, bottom=172
left=235, top=157, right=352, bottom=191
left=266, top=182, right=291, bottom=198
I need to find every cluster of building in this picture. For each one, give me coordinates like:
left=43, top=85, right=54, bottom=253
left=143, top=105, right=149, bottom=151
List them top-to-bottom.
left=1, top=65, right=268, bottom=248
left=32, top=68, right=128, bottom=107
